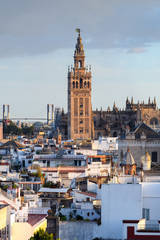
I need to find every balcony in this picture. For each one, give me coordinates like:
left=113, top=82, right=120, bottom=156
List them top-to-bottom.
left=138, top=220, right=160, bottom=231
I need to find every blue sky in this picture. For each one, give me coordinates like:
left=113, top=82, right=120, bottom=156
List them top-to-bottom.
left=0, top=0, right=160, bottom=118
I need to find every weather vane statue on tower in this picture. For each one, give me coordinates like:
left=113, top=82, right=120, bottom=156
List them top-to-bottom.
left=76, top=28, right=81, bottom=35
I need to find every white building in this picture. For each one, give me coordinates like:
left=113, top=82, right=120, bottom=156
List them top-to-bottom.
left=92, top=137, right=118, bottom=151
left=34, top=154, right=86, bottom=167
left=0, top=161, right=10, bottom=174
left=85, top=161, right=111, bottom=177
left=100, top=182, right=160, bottom=240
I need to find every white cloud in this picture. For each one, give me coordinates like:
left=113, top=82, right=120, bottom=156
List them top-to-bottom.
left=0, top=0, right=160, bottom=57
left=127, top=47, right=147, bottom=54
left=0, top=65, right=8, bottom=69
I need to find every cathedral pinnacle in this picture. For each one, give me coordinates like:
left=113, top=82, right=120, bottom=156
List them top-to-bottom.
left=131, top=97, right=133, bottom=104
left=148, top=97, right=150, bottom=104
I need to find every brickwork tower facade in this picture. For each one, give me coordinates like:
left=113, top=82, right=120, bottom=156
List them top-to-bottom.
left=68, top=31, right=92, bottom=139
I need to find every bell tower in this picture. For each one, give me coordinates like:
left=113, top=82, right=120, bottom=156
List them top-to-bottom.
left=68, top=29, right=92, bottom=139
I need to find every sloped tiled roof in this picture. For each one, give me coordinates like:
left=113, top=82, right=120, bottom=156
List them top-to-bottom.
left=134, top=122, right=160, bottom=139
left=0, top=140, right=25, bottom=149
left=76, top=191, right=97, bottom=198
left=28, top=214, right=47, bottom=226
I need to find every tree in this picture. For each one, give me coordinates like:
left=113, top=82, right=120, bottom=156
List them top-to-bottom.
left=3, top=121, right=22, bottom=135
left=22, top=125, right=34, bottom=136
left=36, top=168, right=42, bottom=178
left=30, top=229, right=53, bottom=240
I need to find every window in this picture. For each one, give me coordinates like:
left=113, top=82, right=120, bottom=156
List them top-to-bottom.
left=78, top=60, right=82, bottom=68
left=80, top=78, right=83, bottom=88
left=73, top=81, right=75, bottom=88
left=76, top=81, right=78, bottom=88
left=84, top=81, right=87, bottom=88
left=88, top=82, right=90, bottom=88
left=80, top=98, right=83, bottom=108
left=80, top=110, right=83, bottom=116
left=150, top=117, right=158, bottom=125
left=80, top=119, right=83, bottom=124
left=80, top=128, right=83, bottom=133
left=113, top=131, right=117, bottom=137
left=152, top=152, right=157, bottom=162
left=22, top=160, right=25, bottom=168
left=43, top=160, right=46, bottom=163
left=142, top=208, right=150, bottom=220
left=7, top=225, right=9, bottom=239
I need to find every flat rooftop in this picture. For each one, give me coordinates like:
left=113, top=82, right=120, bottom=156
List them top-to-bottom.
left=39, top=187, right=69, bottom=193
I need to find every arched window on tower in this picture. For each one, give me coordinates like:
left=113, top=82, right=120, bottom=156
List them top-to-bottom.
left=78, top=60, right=82, bottom=68
left=80, top=78, right=83, bottom=88
left=73, top=81, right=75, bottom=88
left=76, top=81, right=78, bottom=88
left=84, top=81, right=87, bottom=88
left=88, top=81, right=90, bottom=88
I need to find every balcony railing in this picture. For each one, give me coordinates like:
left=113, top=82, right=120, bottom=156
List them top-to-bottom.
left=138, top=224, right=159, bottom=231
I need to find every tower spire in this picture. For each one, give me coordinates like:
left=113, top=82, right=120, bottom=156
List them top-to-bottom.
left=74, top=28, right=85, bottom=70
left=75, top=28, right=84, bottom=56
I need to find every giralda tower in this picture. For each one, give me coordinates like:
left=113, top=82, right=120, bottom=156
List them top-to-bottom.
left=68, top=30, right=92, bottom=139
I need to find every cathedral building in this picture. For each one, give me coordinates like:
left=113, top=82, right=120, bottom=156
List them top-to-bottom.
left=68, top=30, right=92, bottom=139
left=56, top=31, right=160, bottom=141
left=93, top=97, right=159, bottom=139
left=118, top=122, right=160, bottom=167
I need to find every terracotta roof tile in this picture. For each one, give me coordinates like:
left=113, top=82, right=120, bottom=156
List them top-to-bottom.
left=28, top=214, right=47, bottom=226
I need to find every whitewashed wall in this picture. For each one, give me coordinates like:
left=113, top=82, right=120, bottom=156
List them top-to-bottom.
left=142, top=182, right=160, bottom=220
left=101, top=184, right=142, bottom=239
